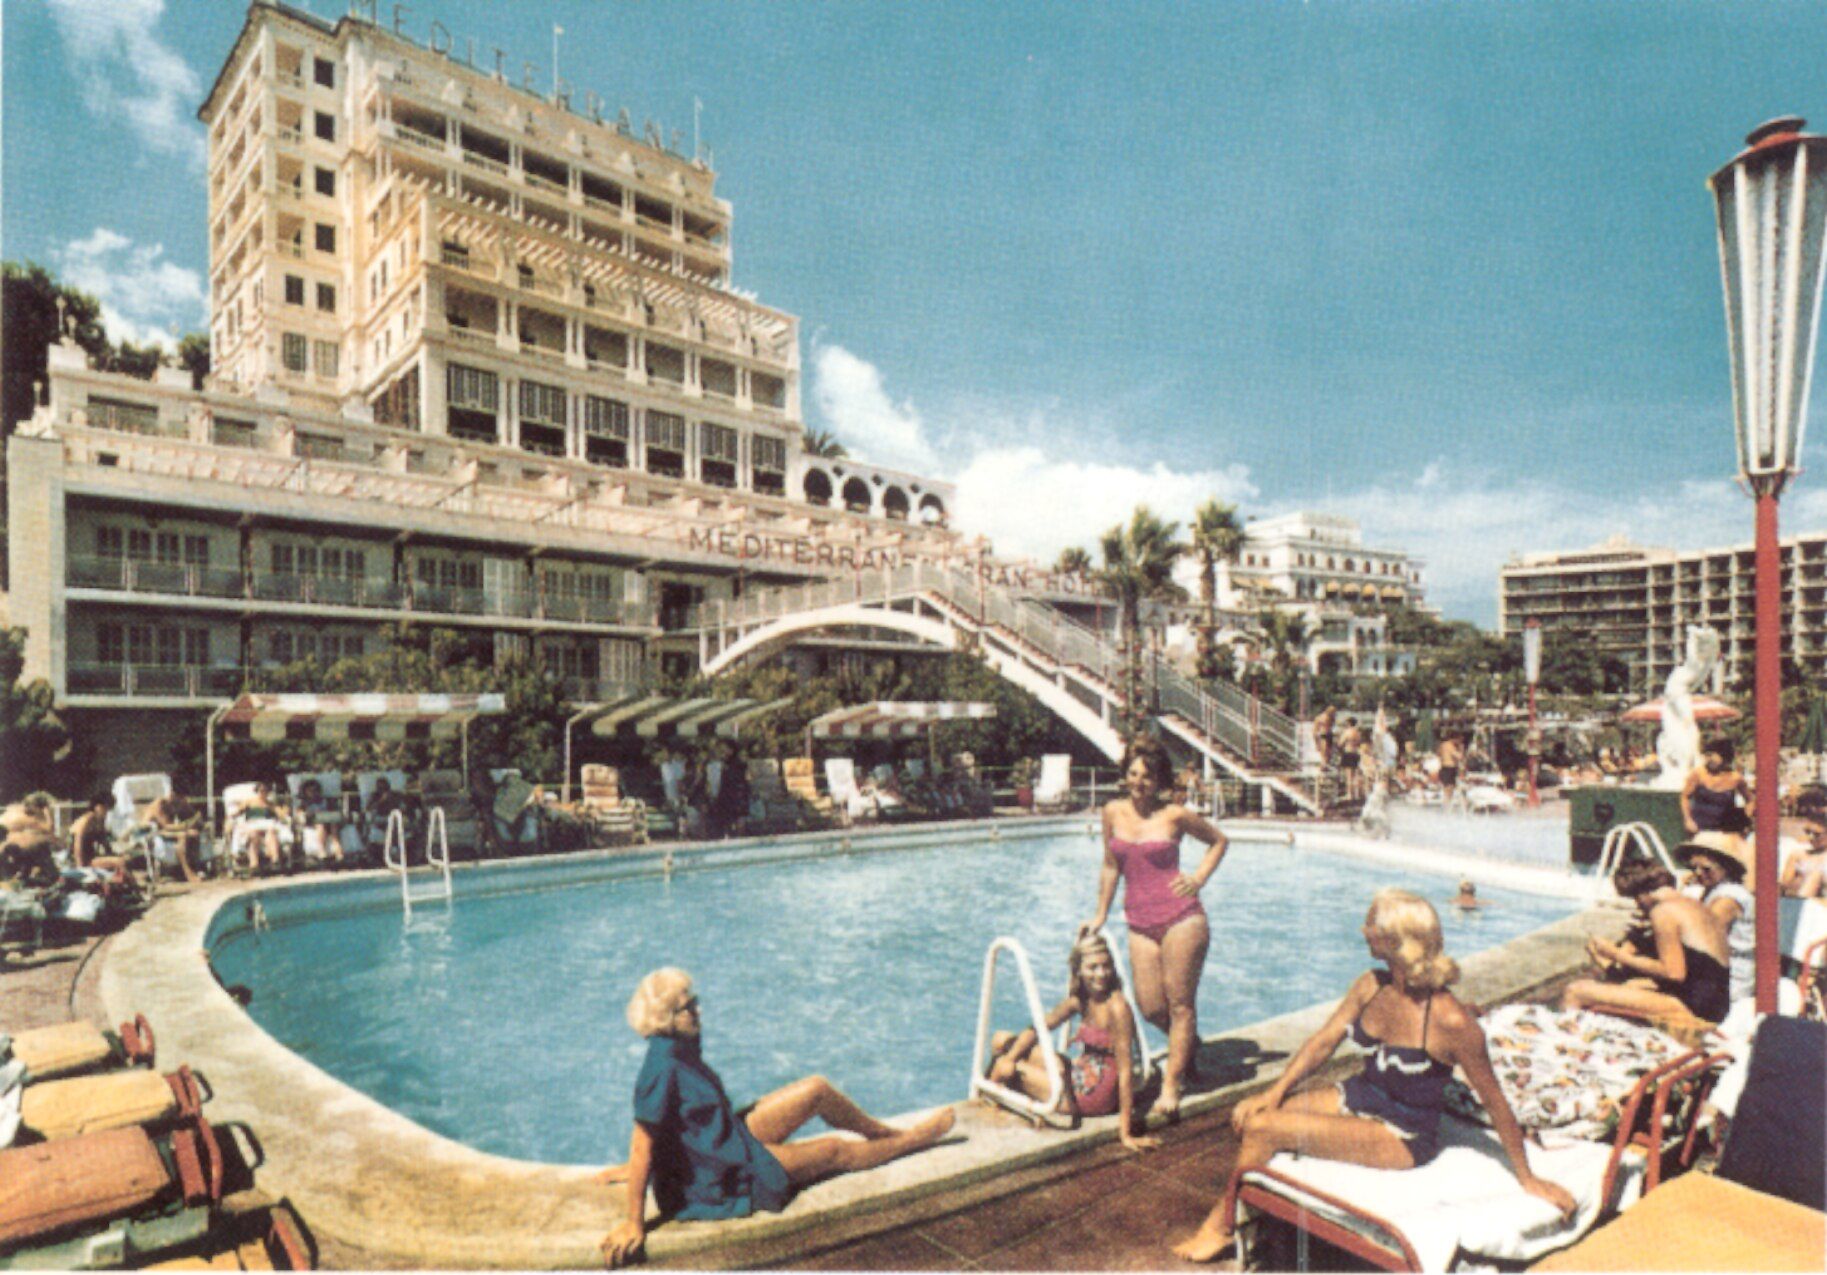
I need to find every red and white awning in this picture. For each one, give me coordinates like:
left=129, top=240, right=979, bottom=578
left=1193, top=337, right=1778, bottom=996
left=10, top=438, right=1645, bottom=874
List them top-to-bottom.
left=218, top=693, right=506, bottom=743
left=583, top=694, right=795, bottom=738
left=808, top=701, right=996, bottom=740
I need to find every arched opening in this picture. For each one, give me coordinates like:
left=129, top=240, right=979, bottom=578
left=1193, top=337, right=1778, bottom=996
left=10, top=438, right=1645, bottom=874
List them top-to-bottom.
left=803, top=468, right=833, bottom=504
left=841, top=477, right=872, bottom=513
left=882, top=486, right=910, bottom=521
left=918, top=494, right=947, bottom=526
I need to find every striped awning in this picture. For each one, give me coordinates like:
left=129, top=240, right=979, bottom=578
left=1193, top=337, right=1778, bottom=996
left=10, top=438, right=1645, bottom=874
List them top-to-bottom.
left=218, top=693, right=506, bottom=743
left=584, top=694, right=794, bottom=738
left=808, top=701, right=996, bottom=740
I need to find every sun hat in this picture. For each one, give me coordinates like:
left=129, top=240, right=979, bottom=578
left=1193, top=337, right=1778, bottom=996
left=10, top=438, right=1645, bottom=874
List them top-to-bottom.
left=1675, top=830, right=1750, bottom=881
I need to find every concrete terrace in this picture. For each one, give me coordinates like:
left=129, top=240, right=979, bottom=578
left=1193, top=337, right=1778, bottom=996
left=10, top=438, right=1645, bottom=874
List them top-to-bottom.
left=44, top=819, right=1619, bottom=1271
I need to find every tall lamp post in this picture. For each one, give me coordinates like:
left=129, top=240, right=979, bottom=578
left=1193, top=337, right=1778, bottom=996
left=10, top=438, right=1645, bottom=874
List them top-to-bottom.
left=1709, top=116, right=1827, bottom=1014
left=1522, top=618, right=1542, bottom=808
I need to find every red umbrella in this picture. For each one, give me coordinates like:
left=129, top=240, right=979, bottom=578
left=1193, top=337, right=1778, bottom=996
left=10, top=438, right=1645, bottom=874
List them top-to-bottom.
left=1620, top=696, right=1741, bottom=724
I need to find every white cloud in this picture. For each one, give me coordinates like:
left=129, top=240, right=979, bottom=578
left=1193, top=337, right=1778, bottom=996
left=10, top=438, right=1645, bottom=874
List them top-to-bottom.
left=47, top=0, right=205, bottom=168
left=52, top=228, right=205, bottom=349
left=811, top=345, right=940, bottom=474
left=952, top=447, right=1257, bottom=563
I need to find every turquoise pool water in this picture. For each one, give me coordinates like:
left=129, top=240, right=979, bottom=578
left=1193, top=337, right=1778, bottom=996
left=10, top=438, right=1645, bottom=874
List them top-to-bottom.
left=210, top=830, right=1575, bottom=1164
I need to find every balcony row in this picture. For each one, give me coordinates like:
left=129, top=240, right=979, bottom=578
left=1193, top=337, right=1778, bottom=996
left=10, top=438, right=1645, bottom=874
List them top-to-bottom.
left=66, top=556, right=655, bottom=629
left=65, top=664, right=647, bottom=704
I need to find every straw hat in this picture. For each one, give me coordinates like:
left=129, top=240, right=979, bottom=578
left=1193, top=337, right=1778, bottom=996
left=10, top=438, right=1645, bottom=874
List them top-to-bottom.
left=1675, top=830, right=1751, bottom=881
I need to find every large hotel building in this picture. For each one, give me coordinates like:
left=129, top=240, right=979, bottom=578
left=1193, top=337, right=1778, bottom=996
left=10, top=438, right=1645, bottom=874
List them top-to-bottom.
left=6, top=1, right=990, bottom=775
left=1499, top=532, right=1827, bottom=692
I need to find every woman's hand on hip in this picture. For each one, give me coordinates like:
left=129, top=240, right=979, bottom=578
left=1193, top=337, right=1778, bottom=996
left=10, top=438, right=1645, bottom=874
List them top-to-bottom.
left=1169, top=873, right=1203, bottom=898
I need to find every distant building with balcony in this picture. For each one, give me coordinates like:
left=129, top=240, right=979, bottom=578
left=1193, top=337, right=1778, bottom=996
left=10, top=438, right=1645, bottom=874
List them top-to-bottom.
left=6, top=1, right=966, bottom=776
left=1166, top=511, right=1424, bottom=678
left=1498, top=532, right=1827, bottom=692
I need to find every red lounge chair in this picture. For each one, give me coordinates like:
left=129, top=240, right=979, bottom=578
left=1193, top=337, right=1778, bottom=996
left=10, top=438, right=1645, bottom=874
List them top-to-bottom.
left=10, top=1015, right=155, bottom=1083
left=20, top=1065, right=202, bottom=1142
left=0, top=1110, right=224, bottom=1268
left=143, top=1203, right=315, bottom=1271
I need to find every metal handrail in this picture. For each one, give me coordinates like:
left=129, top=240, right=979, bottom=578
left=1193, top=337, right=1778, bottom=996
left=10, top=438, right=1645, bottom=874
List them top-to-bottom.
left=969, top=937, right=1070, bottom=1128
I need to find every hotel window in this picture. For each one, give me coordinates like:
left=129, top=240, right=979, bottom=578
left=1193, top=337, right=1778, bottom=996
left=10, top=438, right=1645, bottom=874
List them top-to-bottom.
left=314, top=56, right=335, bottom=87
left=314, top=111, right=335, bottom=142
left=314, top=166, right=336, bottom=196
left=315, top=223, right=336, bottom=253
left=284, top=275, right=305, bottom=305
left=316, top=282, right=336, bottom=313
left=281, top=333, right=308, bottom=373
left=314, top=340, right=339, bottom=377
left=646, top=342, right=685, bottom=385
left=700, top=358, right=737, bottom=398
left=447, top=363, right=499, bottom=443
left=374, top=366, right=419, bottom=430
left=518, top=379, right=567, bottom=457
left=583, top=395, right=630, bottom=467
left=644, top=410, right=686, bottom=478
left=700, top=422, right=739, bottom=489
left=752, top=435, right=786, bottom=496
left=96, top=526, right=125, bottom=560
left=126, top=529, right=154, bottom=561
left=97, top=624, right=125, bottom=666
left=156, top=628, right=210, bottom=667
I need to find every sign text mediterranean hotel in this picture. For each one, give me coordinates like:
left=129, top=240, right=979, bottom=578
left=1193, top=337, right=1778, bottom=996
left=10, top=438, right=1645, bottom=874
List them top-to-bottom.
left=684, top=527, right=1097, bottom=594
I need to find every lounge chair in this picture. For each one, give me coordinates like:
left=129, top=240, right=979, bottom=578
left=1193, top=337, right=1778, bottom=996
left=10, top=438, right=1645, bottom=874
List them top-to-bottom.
left=1033, top=754, right=1074, bottom=813
left=781, top=758, right=834, bottom=822
left=824, top=758, right=876, bottom=823
left=744, top=760, right=801, bottom=832
left=578, top=765, right=648, bottom=847
left=353, top=770, right=409, bottom=857
left=417, top=770, right=479, bottom=858
left=283, top=773, right=359, bottom=866
left=107, top=774, right=186, bottom=887
left=219, top=784, right=294, bottom=876
left=0, top=887, right=48, bottom=962
left=1532, top=1015, right=1824, bottom=1271
left=7, top=1017, right=156, bottom=1084
left=1227, top=1024, right=1725, bottom=1271
left=19, top=1067, right=201, bottom=1143
left=0, top=1109, right=227, bottom=1267
left=140, top=1201, right=314, bottom=1271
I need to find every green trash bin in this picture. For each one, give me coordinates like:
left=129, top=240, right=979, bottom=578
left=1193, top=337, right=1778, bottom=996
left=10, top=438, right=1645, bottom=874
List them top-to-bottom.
left=1566, top=785, right=1687, bottom=868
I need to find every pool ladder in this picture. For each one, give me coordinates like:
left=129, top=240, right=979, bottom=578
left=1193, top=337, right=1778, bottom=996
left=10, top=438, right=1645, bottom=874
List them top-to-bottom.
left=384, top=808, right=453, bottom=919
left=1594, top=822, right=1679, bottom=892
left=967, top=929, right=1155, bottom=1127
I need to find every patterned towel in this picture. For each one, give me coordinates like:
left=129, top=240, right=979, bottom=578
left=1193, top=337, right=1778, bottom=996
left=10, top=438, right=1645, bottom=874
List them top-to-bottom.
left=1444, top=1004, right=1687, bottom=1146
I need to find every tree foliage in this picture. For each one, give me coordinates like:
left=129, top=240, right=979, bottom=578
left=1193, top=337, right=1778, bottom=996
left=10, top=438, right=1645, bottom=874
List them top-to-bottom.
left=801, top=428, right=848, bottom=460
left=1189, top=499, right=1245, bottom=680
left=1097, top=506, right=1186, bottom=738
left=0, top=627, right=93, bottom=800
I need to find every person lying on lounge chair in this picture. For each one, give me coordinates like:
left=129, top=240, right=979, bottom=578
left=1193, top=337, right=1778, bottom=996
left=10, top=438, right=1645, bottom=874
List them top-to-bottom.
left=143, top=790, right=204, bottom=882
left=1172, top=889, right=1573, bottom=1263
left=598, top=967, right=957, bottom=1268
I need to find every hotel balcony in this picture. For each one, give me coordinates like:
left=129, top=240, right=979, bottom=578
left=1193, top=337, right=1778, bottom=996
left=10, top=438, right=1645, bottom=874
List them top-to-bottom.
left=66, top=555, right=654, bottom=630
left=66, top=664, right=248, bottom=702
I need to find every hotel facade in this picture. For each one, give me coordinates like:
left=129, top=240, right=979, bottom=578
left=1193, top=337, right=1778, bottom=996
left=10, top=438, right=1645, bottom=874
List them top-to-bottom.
left=7, top=1, right=985, bottom=774
left=1498, top=532, right=1827, bottom=693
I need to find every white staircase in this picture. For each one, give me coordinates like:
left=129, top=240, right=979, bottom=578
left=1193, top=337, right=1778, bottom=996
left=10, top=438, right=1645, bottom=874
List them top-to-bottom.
left=693, top=562, right=1318, bottom=813
left=384, top=808, right=454, bottom=919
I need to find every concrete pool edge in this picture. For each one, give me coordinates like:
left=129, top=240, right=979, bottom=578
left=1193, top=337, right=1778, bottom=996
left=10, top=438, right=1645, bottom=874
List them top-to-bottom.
left=101, top=824, right=1620, bottom=1270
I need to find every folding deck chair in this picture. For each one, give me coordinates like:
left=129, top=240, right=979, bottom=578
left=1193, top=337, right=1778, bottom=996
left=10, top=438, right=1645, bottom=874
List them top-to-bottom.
left=1032, top=754, right=1074, bottom=813
left=780, top=758, right=834, bottom=823
left=578, top=765, right=647, bottom=847
left=1226, top=1020, right=1726, bottom=1271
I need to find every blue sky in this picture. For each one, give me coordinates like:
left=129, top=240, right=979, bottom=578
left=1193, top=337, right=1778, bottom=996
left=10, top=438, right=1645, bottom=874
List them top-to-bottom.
left=6, top=0, right=1827, bottom=623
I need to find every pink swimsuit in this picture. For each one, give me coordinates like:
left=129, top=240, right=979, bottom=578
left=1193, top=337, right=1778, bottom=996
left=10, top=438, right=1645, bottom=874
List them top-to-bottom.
left=1109, top=836, right=1204, bottom=943
left=1068, top=1021, right=1120, bottom=1116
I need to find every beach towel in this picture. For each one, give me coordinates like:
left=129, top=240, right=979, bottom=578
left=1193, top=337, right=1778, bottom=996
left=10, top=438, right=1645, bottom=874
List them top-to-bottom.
left=1442, top=1004, right=1687, bottom=1146
left=1529, top=1170, right=1824, bottom=1272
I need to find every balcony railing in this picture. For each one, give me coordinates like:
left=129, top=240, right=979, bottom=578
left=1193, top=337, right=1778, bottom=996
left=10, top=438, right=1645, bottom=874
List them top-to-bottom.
left=392, top=124, right=448, bottom=153
left=463, top=149, right=509, bottom=175
left=524, top=171, right=569, bottom=195
left=68, top=556, right=245, bottom=599
left=249, top=572, right=408, bottom=609
left=67, top=664, right=247, bottom=699
left=558, top=674, right=648, bottom=703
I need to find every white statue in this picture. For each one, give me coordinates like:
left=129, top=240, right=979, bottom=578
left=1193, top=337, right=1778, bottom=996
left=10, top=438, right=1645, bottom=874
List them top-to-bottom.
left=1655, top=625, right=1721, bottom=788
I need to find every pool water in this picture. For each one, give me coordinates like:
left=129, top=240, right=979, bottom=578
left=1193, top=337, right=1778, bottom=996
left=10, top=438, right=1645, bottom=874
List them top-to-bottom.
left=211, top=831, right=1575, bottom=1164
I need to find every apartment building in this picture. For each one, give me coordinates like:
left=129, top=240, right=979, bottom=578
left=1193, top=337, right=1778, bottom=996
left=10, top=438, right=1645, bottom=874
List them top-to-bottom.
left=7, top=1, right=964, bottom=774
left=1499, top=532, right=1827, bottom=692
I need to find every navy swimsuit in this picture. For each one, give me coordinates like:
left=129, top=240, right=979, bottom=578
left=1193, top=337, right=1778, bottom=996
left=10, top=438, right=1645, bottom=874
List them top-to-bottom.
left=1337, top=976, right=1453, bottom=1166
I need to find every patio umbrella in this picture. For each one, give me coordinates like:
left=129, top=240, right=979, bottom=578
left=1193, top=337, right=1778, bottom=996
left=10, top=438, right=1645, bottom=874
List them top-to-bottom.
left=1619, top=696, right=1741, bottom=724
left=1800, top=697, right=1827, bottom=781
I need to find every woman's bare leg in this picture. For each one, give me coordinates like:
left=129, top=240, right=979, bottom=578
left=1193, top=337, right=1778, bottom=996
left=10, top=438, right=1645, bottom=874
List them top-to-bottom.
left=1157, top=914, right=1210, bottom=1116
left=1127, top=930, right=1168, bottom=1032
left=1562, top=978, right=1692, bottom=1020
left=744, top=1076, right=901, bottom=1145
left=1173, top=1087, right=1414, bottom=1262
left=765, top=1109, right=956, bottom=1187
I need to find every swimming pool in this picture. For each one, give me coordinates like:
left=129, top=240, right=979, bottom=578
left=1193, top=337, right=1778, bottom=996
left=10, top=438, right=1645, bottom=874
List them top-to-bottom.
left=209, top=826, right=1576, bottom=1165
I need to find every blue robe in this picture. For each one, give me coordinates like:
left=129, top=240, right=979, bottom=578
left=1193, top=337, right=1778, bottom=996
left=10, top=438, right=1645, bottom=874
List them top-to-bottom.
left=631, top=1035, right=794, bottom=1220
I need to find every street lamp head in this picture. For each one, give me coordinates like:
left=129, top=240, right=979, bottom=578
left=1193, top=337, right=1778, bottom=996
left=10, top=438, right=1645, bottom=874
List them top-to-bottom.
left=1709, top=116, right=1827, bottom=495
left=1522, top=616, right=1542, bottom=686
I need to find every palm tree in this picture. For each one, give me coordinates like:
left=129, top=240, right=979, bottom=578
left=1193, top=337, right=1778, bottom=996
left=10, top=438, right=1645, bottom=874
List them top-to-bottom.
left=802, top=428, right=848, bottom=460
left=1188, top=500, right=1246, bottom=682
left=1097, top=506, right=1186, bottom=738
left=1055, top=546, right=1092, bottom=577
left=1255, top=608, right=1315, bottom=715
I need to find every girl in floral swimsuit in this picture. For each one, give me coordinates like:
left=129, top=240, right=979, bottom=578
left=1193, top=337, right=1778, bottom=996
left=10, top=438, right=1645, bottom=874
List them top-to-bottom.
left=1085, top=737, right=1231, bottom=1118
left=985, top=931, right=1158, bottom=1152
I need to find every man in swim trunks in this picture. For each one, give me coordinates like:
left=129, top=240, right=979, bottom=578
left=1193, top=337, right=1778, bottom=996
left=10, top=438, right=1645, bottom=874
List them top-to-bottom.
left=1437, top=734, right=1464, bottom=795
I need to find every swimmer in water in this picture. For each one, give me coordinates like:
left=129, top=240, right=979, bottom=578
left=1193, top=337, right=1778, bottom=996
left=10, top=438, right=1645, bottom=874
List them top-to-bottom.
left=1451, top=879, right=1486, bottom=911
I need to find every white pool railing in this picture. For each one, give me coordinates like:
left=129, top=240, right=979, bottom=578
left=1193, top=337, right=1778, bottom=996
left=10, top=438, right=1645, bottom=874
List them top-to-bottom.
left=385, top=808, right=454, bottom=919
left=969, top=937, right=1071, bottom=1127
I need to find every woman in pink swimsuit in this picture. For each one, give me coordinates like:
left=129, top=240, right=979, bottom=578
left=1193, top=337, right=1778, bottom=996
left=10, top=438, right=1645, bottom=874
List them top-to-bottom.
left=1084, top=737, right=1230, bottom=1118
left=984, top=931, right=1158, bottom=1151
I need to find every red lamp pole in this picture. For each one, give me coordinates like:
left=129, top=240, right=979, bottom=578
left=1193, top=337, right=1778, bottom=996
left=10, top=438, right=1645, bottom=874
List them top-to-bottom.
left=1710, top=116, right=1827, bottom=1014
left=1752, top=491, right=1783, bottom=1011
left=1523, top=617, right=1542, bottom=808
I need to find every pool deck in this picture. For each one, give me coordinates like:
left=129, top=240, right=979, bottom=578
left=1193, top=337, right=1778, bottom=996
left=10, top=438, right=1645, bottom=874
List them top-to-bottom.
left=83, top=817, right=1625, bottom=1271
